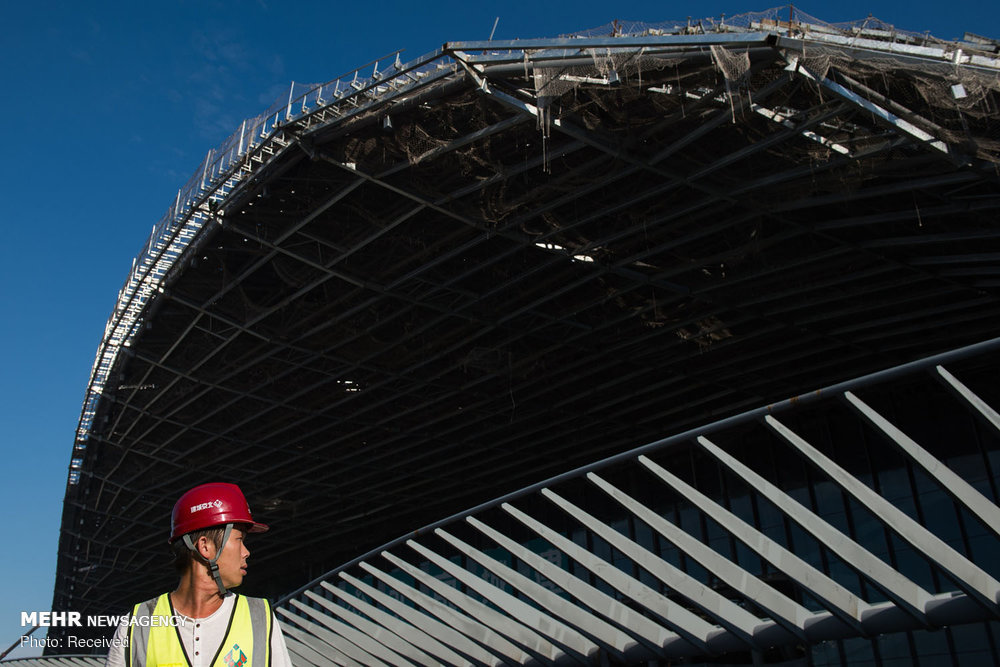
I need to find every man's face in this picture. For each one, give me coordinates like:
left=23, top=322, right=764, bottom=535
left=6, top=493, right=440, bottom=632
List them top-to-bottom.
left=210, top=526, right=250, bottom=589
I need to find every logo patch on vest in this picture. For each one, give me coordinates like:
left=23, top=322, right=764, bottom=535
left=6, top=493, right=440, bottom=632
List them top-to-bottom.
left=223, top=643, right=247, bottom=667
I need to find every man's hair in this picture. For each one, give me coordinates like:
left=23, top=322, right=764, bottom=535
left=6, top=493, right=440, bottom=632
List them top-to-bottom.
left=170, top=526, right=226, bottom=575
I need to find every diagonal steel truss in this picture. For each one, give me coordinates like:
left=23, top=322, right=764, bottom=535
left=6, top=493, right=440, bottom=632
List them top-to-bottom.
left=51, top=10, right=1000, bottom=655
left=274, top=338, right=1000, bottom=665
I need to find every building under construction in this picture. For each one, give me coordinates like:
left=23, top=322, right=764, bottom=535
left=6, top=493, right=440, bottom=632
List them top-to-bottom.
left=37, top=7, right=1000, bottom=666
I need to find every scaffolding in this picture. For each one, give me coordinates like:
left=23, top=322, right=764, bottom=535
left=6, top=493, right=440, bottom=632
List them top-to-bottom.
left=51, top=7, right=1000, bottom=661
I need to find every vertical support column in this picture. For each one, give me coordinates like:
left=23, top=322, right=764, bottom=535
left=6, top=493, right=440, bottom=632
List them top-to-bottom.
left=286, top=81, right=296, bottom=120
left=201, top=149, right=214, bottom=188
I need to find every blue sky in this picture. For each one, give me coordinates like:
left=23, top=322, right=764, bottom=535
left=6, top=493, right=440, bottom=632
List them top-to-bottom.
left=1, top=0, right=998, bottom=659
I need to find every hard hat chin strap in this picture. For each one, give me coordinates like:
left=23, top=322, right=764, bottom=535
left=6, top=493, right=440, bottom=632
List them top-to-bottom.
left=181, top=523, right=233, bottom=597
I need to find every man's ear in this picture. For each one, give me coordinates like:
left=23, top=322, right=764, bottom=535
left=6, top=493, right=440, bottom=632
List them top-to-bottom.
left=195, top=534, right=217, bottom=559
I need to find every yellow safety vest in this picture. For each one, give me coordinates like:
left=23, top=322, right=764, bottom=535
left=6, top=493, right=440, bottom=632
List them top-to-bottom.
left=127, top=593, right=272, bottom=667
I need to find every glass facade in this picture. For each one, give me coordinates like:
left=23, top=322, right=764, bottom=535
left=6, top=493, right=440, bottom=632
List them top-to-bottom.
left=285, top=353, right=1000, bottom=665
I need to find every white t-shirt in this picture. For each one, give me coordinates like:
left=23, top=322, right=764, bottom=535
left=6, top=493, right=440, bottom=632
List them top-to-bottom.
left=104, top=593, right=292, bottom=667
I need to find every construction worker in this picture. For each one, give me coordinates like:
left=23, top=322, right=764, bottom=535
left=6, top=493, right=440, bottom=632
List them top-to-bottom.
left=105, top=482, right=292, bottom=667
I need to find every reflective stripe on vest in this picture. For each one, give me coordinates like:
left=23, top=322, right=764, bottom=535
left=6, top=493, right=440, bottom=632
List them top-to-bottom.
left=127, top=593, right=272, bottom=667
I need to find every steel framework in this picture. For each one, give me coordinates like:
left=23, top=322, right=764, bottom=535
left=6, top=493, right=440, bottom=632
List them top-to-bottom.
left=50, top=7, right=1000, bottom=660
left=274, top=337, right=1000, bottom=665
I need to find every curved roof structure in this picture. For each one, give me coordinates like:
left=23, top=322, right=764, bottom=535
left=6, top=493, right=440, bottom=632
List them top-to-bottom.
left=50, top=7, right=1000, bottom=658
left=273, top=338, right=1000, bottom=665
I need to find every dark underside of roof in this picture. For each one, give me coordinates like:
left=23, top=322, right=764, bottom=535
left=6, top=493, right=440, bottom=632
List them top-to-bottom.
left=54, top=37, right=1000, bottom=633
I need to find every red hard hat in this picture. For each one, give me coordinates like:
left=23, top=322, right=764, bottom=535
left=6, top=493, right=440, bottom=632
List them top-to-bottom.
left=169, top=482, right=269, bottom=543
